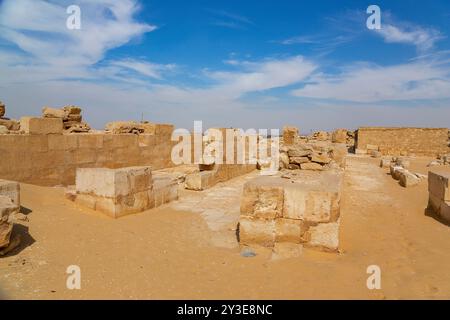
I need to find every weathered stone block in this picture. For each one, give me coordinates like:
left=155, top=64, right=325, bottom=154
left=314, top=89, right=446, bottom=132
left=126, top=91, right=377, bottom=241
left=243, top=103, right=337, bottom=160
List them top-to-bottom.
left=20, top=117, right=63, bottom=135
left=283, top=126, right=298, bottom=146
left=399, top=170, right=420, bottom=188
left=428, top=170, right=450, bottom=202
left=0, top=179, right=20, bottom=205
left=240, top=183, right=284, bottom=219
left=238, top=217, right=275, bottom=247
left=275, top=218, right=306, bottom=243
left=306, top=221, right=340, bottom=252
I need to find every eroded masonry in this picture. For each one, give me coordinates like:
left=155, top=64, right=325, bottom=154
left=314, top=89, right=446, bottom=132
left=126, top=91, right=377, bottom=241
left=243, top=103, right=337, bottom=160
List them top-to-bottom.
left=1, top=100, right=450, bottom=258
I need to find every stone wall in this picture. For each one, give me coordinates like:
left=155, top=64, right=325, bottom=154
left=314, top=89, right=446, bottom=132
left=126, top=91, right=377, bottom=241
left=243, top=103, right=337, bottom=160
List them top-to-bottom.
left=356, top=127, right=449, bottom=156
left=0, top=132, right=175, bottom=186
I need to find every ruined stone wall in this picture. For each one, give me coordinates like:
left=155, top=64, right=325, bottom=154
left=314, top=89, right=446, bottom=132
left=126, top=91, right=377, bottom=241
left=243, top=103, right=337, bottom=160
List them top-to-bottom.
left=356, top=127, right=450, bottom=156
left=0, top=133, right=175, bottom=186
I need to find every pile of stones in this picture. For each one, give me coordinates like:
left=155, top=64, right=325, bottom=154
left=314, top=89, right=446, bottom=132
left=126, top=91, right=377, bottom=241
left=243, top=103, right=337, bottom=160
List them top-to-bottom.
left=0, top=101, right=20, bottom=134
left=42, top=105, right=91, bottom=133
left=281, top=126, right=347, bottom=171
left=428, top=154, right=450, bottom=167
left=383, top=157, right=427, bottom=187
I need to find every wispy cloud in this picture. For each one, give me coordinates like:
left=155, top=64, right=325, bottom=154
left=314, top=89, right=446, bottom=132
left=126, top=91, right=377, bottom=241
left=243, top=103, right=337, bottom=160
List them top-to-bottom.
left=0, top=0, right=156, bottom=84
left=208, top=9, right=254, bottom=29
left=376, top=24, right=443, bottom=52
left=109, top=59, right=176, bottom=80
left=292, top=59, right=450, bottom=102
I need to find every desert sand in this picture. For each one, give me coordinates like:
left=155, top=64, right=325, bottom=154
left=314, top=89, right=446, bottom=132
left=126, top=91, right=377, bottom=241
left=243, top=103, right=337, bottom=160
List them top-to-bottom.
left=1, top=155, right=450, bottom=299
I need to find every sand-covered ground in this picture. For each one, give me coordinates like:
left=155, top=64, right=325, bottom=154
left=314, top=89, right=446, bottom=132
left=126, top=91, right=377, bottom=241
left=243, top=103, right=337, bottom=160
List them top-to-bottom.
left=1, top=155, right=450, bottom=299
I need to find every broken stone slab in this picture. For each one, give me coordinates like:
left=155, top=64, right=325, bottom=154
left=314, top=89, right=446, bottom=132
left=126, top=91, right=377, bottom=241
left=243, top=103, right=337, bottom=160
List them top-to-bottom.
left=20, top=117, right=63, bottom=135
left=0, top=118, right=20, bottom=131
left=0, top=125, right=8, bottom=134
left=390, top=165, right=406, bottom=180
left=399, top=170, right=420, bottom=188
left=0, top=179, right=20, bottom=206
left=0, top=195, right=19, bottom=251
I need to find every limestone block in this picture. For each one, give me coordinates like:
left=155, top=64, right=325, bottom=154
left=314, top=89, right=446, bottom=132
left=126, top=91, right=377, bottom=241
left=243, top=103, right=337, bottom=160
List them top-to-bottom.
left=42, top=107, right=66, bottom=118
left=20, top=117, right=63, bottom=135
left=283, top=126, right=298, bottom=146
left=331, top=129, right=347, bottom=143
left=330, top=143, right=347, bottom=167
left=288, top=147, right=312, bottom=158
left=279, top=152, right=289, bottom=169
left=310, top=154, right=331, bottom=164
left=380, top=158, right=391, bottom=168
left=300, top=163, right=323, bottom=171
left=390, top=165, right=406, bottom=180
left=76, top=166, right=152, bottom=198
left=399, top=170, right=420, bottom=188
left=428, top=170, right=450, bottom=202
left=185, top=171, right=213, bottom=191
left=153, top=175, right=178, bottom=207
left=0, top=179, right=20, bottom=205
left=240, top=183, right=284, bottom=219
left=282, top=185, right=339, bottom=223
left=0, top=195, right=19, bottom=249
left=238, top=217, right=275, bottom=247
left=275, top=218, right=307, bottom=243
left=306, top=221, right=340, bottom=252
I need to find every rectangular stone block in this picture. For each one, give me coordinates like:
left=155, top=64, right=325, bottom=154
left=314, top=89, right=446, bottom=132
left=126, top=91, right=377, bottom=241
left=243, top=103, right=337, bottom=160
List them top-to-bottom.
left=20, top=117, right=63, bottom=135
left=76, top=166, right=153, bottom=198
left=428, top=170, right=450, bottom=202
left=0, top=179, right=20, bottom=205
left=240, top=182, right=284, bottom=220
left=283, top=186, right=339, bottom=223
left=238, top=217, right=275, bottom=247
left=275, top=218, right=307, bottom=244
left=305, top=221, right=340, bottom=252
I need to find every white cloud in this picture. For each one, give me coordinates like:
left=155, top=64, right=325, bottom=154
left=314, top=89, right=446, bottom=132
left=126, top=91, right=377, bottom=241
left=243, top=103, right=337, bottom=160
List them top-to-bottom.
left=0, top=0, right=156, bottom=81
left=376, top=24, right=443, bottom=52
left=207, top=56, right=317, bottom=96
left=109, top=59, right=176, bottom=80
left=292, top=61, right=450, bottom=102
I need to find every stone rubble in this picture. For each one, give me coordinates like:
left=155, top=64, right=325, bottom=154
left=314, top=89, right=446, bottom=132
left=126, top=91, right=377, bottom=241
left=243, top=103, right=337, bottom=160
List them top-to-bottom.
left=0, top=101, right=20, bottom=133
left=42, top=105, right=91, bottom=133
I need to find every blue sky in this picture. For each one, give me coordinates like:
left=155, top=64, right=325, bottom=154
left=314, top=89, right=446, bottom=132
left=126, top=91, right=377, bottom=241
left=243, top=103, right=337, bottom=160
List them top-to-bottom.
left=1, top=0, right=450, bottom=132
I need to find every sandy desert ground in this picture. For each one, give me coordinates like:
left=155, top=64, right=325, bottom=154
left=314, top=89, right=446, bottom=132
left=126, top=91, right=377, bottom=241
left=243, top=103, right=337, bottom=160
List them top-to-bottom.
left=1, top=155, right=450, bottom=300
